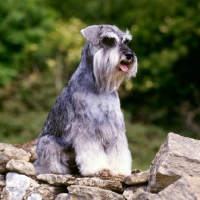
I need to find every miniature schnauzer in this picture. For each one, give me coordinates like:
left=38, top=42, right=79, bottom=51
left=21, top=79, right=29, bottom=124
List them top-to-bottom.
left=34, top=25, right=138, bottom=178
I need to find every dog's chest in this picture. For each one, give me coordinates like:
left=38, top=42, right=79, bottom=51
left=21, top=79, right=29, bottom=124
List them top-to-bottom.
left=84, top=92, right=124, bottom=145
left=85, top=92, right=122, bottom=120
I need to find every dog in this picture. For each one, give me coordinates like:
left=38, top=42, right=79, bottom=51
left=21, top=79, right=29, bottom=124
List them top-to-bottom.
left=34, top=25, right=138, bottom=178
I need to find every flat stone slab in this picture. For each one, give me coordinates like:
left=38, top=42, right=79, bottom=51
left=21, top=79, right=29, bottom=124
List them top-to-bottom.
left=6, top=159, right=36, bottom=176
left=124, top=170, right=149, bottom=185
left=37, top=174, right=75, bottom=186
left=37, top=174, right=123, bottom=192
left=74, top=177, right=123, bottom=192
left=67, top=185, right=125, bottom=200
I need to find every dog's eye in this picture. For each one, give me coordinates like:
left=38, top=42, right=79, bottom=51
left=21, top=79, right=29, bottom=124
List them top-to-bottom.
left=102, top=37, right=115, bottom=46
left=124, top=39, right=130, bottom=45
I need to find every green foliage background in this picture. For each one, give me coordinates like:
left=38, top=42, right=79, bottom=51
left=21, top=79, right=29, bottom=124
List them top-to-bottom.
left=0, top=0, right=200, bottom=170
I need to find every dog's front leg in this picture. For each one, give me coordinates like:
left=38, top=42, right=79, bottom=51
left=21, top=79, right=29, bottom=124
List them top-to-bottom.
left=106, top=133, right=132, bottom=177
left=74, top=136, right=111, bottom=176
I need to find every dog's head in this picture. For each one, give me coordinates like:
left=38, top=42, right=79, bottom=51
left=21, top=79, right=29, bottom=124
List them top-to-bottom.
left=81, top=25, right=138, bottom=92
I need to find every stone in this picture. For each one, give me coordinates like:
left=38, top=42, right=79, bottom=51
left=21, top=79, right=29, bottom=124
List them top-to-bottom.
left=2, top=132, right=200, bottom=199
left=148, top=132, right=200, bottom=193
left=0, top=143, right=31, bottom=173
left=6, top=159, right=36, bottom=176
left=125, top=170, right=149, bottom=185
left=1, top=172, right=66, bottom=200
left=2, top=172, right=31, bottom=200
left=36, top=174, right=75, bottom=186
left=37, top=174, right=123, bottom=192
left=0, top=175, right=5, bottom=190
left=157, top=175, right=200, bottom=200
left=74, top=177, right=123, bottom=192
left=24, top=183, right=66, bottom=200
left=67, top=185, right=125, bottom=200
left=123, top=185, right=146, bottom=200
left=123, top=185, right=157, bottom=200
left=133, top=190, right=158, bottom=200
left=27, top=193, right=42, bottom=200
left=55, top=193, right=69, bottom=200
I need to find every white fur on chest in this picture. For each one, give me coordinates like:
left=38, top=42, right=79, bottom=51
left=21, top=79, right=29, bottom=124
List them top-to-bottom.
left=84, top=92, right=125, bottom=147
left=85, top=92, right=122, bottom=120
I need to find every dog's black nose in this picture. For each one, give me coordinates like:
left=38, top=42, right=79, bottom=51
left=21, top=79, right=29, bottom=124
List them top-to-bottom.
left=125, top=51, right=133, bottom=60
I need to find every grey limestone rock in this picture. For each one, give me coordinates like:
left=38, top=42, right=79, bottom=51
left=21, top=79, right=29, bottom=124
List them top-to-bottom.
left=1, top=132, right=200, bottom=200
left=148, top=132, right=200, bottom=193
left=0, top=143, right=31, bottom=173
left=6, top=159, right=36, bottom=176
left=124, top=170, right=149, bottom=185
left=1, top=172, right=65, bottom=200
left=2, top=172, right=31, bottom=200
left=36, top=174, right=75, bottom=186
left=157, top=175, right=200, bottom=200
left=74, top=177, right=124, bottom=192
left=67, top=185, right=125, bottom=200
left=123, top=185, right=147, bottom=200
left=55, top=193, right=70, bottom=200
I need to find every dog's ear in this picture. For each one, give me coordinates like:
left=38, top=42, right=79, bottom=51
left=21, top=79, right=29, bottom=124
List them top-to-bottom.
left=80, top=25, right=100, bottom=45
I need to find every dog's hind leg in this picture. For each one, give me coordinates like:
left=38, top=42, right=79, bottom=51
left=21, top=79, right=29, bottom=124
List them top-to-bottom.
left=34, top=135, right=71, bottom=174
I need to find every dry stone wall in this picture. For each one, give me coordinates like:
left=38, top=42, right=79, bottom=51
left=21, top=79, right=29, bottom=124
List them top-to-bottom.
left=1, top=132, right=200, bottom=200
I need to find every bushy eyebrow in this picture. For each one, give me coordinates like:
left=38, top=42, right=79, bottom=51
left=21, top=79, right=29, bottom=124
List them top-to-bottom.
left=101, top=31, right=120, bottom=43
left=122, top=34, right=132, bottom=43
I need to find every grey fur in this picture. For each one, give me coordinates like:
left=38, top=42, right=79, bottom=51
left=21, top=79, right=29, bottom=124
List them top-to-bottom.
left=34, top=25, right=138, bottom=176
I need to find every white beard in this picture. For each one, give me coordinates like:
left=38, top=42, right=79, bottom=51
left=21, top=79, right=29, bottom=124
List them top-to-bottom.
left=93, top=47, right=137, bottom=92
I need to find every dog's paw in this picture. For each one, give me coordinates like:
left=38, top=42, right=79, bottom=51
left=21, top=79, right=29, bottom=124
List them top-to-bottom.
left=94, top=169, right=112, bottom=180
